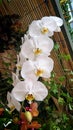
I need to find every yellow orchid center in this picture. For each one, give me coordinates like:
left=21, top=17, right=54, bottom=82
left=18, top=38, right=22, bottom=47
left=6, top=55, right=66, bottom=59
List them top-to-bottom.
left=41, top=27, right=49, bottom=34
left=33, top=48, right=42, bottom=55
left=17, top=65, right=22, bottom=70
left=35, top=69, right=44, bottom=76
left=26, top=94, right=35, bottom=101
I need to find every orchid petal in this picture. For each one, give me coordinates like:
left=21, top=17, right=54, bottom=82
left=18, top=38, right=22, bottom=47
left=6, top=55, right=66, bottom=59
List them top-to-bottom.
left=41, top=16, right=57, bottom=31
left=49, top=16, right=63, bottom=26
left=28, top=19, right=54, bottom=37
left=28, top=20, right=42, bottom=37
left=21, top=36, right=54, bottom=60
left=21, top=38, right=35, bottom=60
left=21, top=55, right=54, bottom=79
left=35, top=55, right=54, bottom=78
left=36, top=55, right=54, bottom=71
left=21, top=60, right=38, bottom=80
left=12, top=72, right=20, bottom=86
left=12, top=79, right=48, bottom=102
left=32, top=80, right=48, bottom=101
left=7, top=92, right=21, bottom=112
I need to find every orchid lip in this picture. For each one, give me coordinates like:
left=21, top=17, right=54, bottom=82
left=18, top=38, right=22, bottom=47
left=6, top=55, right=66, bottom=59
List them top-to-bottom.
left=41, top=27, right=49, bottom=34
left=33, top=48, right=42, bottom=55
left=35, top=69, right=44, bottom=76
left=25, top=94, right=35, bottom=101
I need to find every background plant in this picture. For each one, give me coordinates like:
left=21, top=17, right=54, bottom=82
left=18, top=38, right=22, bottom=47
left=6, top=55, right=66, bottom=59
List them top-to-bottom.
left=59, top=0, right=73, bottom=41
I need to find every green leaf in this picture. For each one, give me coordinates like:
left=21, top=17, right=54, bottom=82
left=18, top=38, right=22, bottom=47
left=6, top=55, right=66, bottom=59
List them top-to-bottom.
left=0, top=0, right=2, bottom=4
left=54, top=43, right=60, bottom=51
left=59, top=54, right=71, bottom=60
left=3, top=62, right=11, bottom=67
left=51, top=72, right=56, bottom=78
left=58, top=76, right=66, bottom=82
left=7, top=78, right=13, bottom=84
left=42, top=81, right=49, bottom=86
left=50, top=83, right=58, bottom=94
left=67, top=93, right=73, bottom=102
left=58, top=97, right=64, bottom=105
left=69, top=103, right=73, bottom=110
left=62, top=114, right=69, bottom=122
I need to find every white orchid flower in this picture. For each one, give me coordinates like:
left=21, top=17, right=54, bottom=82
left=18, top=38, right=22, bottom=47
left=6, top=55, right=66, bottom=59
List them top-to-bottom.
left=42, top=16, right=63, bottom=32
left=28, top=18, right=57, bottom=37
left=21, top=34, right=30, bottom=44
left=21, top=36, right=54, bottom=60
left=16, top=52, right=26, bottom=76
left=21, top=55, right=54, bottom=80
left=12, top=72, right=20, bottom=86
left=12, top=78, right=48, bottom=102
left=7, top=92, right=21, bottom=112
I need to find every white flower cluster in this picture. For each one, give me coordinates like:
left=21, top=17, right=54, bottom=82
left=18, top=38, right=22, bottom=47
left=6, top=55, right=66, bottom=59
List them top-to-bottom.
left=7, top=16, right=63, bottom=111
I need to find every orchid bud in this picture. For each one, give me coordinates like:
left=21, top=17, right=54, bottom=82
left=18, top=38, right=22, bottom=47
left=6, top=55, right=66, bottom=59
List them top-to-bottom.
left=24, top=111, right=32, bottom=122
